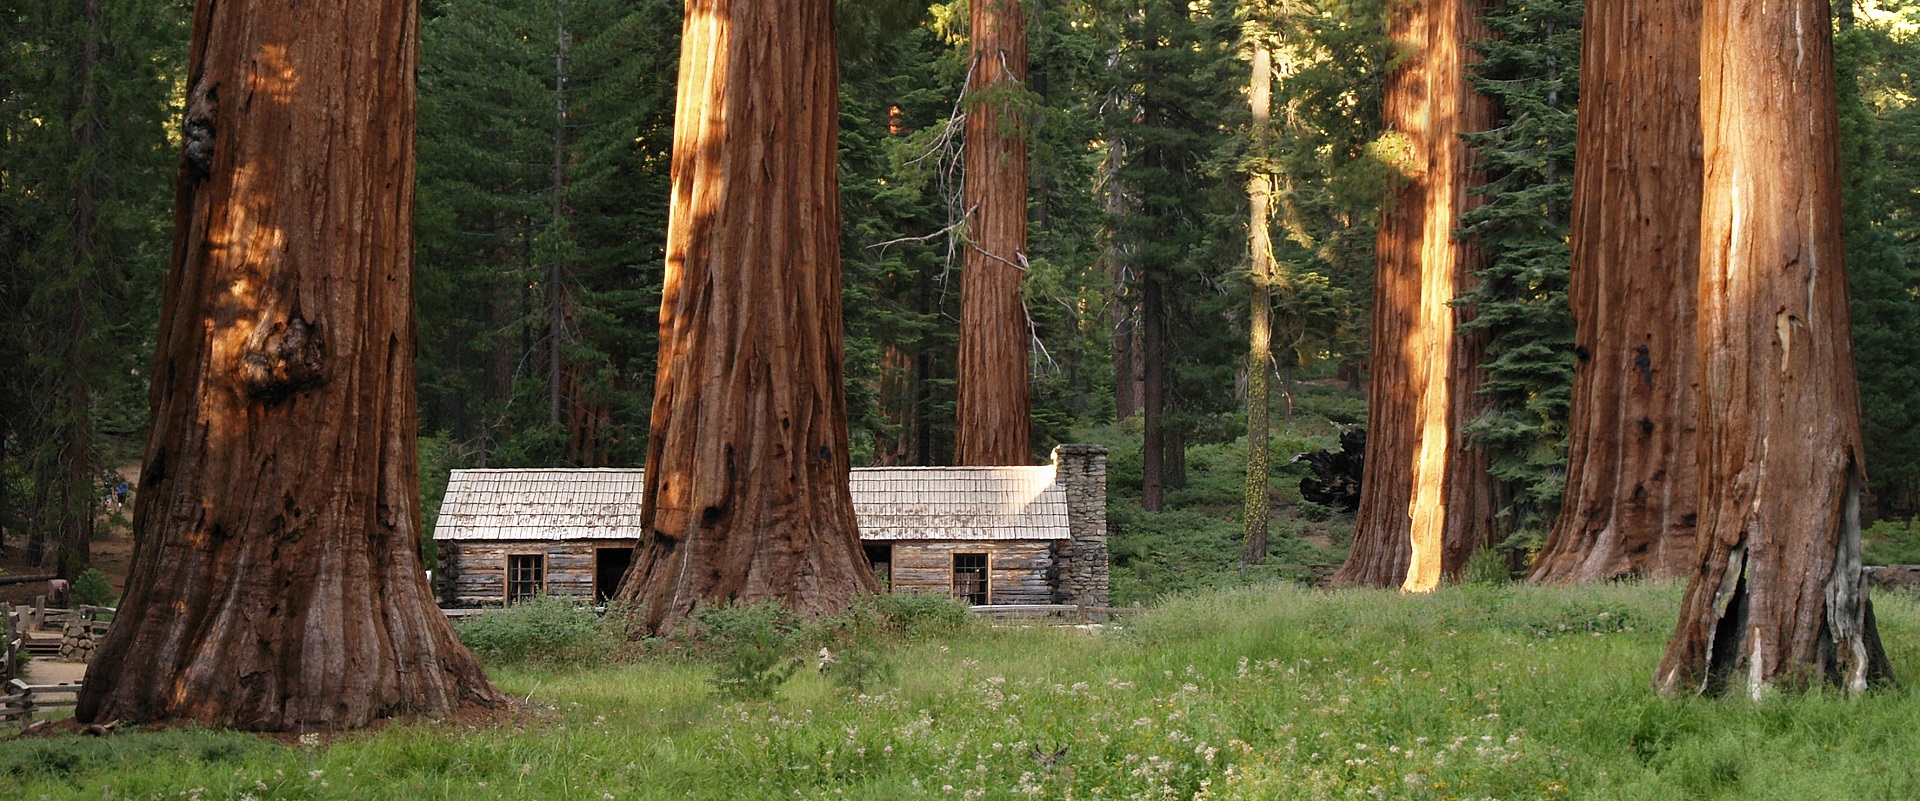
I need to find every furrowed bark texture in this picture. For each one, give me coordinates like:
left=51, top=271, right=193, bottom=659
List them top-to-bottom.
left=77, top=0, right=505, bottom=730
left=619, top=0, right=878, bottom=633
left=955, top=0, right=1033, bottom=466
left=1338, top=0, right=1498, bottom=591
left=1532, top=0, right=1702, bottom=584
left=1654, top=0, right=1894, bottom=697
left=1242, top=40, right=1274, bottom=567
left=1102, top=144, right=1141, bottom=424
left=1140, top=272, right=1167, bottom=511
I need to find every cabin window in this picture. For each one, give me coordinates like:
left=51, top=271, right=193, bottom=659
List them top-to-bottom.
left=952, top=552, right=989, bottom=605
left=506, top=553, right=546, bottom=602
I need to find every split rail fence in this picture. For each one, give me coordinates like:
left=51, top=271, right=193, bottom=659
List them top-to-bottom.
left=1, top=600, right=109, bottom=730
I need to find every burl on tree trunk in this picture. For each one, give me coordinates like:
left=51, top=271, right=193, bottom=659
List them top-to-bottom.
left=77, top=0, right=505, bottom=730
left=617, top=0, right=878, bottom=633
left=955, top=0, right=1034, bottom=467
left=1338, top=0, right=1499, bottom=591
left=1532, top=0, right=1702, bottom=585
left=1654, top=0, right=1893, bottom=696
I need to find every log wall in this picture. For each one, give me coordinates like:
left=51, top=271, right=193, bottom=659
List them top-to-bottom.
left=440, top=538, right=1070, bottom=607
left=888, top=540, right=1056, bottom=605
left=440, top=541, right=613, bottom=606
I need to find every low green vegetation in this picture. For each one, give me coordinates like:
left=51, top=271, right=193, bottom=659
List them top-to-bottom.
left=1087, top=381, right=1361, bottom=606
left=1864, top=517, right=1920, bottom=566
left=68, top=567, right=117, bottom=608
left=6, top=582, right=1918, bottom=799
left=450, top=597, right=621, bottom=668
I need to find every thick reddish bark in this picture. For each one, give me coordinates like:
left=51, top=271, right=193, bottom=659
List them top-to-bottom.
left=77, top=0, right=505, bottom=730
left=619, top=0, right=878, bottom=632
left=955, top=0, right=1034, bottom=466
left=1337, top=0, right=1498, bottom=591
left=1531, top=0, right=1702, bottom=584
left=1654, top=0, right=1893, bottom=696
left=871, top=344, right=920, bottom=466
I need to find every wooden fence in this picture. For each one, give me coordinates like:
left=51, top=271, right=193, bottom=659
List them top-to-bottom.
left=0, top=602, right=109, bottom=730
left=1, top=602, right=19, bottom=684
left=0, top=678, right=79, bottom=731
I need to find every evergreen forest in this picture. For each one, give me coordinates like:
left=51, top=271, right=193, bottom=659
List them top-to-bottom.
left=6, top=0, right=1920, bottom=596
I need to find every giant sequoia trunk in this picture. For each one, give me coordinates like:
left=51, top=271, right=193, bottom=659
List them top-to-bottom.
left=77, top=0, right=505, bottom=730
left=618, top=0, right=878, bottom=632
left=955, top=0, right=1034, bottom=466
left=1336, top=0, right=1498, bottom=591
left=1531, top=0, right=1702, bottom=584
left=1654, top=0, right=1893, bottom=696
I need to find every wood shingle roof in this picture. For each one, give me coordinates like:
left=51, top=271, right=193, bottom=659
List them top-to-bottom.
left=434, top=466, right=1069, bottom=542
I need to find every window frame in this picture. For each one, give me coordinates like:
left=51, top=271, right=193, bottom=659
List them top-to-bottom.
left=951, top=551, right=990, bottom=605
left=505, top=552, right=547, bottom=603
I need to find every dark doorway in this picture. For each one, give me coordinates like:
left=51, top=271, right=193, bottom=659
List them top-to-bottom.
left=864, top=543, right=892, bottom=591
left=594, top=547, right=634, bottom=603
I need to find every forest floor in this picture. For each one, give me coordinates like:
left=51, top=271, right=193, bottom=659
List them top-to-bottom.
left=0, top=464, right=136, bottom=607
left=4, top=581, right=1918, bottom=799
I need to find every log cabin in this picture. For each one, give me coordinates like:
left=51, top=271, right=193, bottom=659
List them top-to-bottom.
left=432, top=445, right=1108, bottom=608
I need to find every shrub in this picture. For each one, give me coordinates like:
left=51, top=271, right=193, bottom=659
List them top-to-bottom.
left=1864, top=517, right=1920, bottom=565
left=1460, top=545, right=1515, bottom=586
left=70, top=567, right=116, bottom=607
left=860, top=592, right=970, bottom=637
left=452, top=596, right=610, bottom=667
left=693, top=602, right=802, bottom=701
left=811, top=626, right=894, bottom=694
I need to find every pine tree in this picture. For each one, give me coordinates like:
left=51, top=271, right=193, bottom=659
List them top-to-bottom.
left=0, top=0, right=183, bottom=576
left=414, top=0, right=679, bottom=468
left=1108, top=0, right=1242, bottom=511
left=1456, top=0, right=1580, bottom=553
left=1836, top=6, right=1920, bottom=520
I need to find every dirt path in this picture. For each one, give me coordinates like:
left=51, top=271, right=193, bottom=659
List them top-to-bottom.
left=23, top=658, right=87, bottom=686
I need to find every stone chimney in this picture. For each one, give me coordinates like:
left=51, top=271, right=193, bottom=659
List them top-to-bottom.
left=1051, top=444, right=1109, bottom=607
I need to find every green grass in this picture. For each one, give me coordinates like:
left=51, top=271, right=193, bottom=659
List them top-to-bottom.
left=6, top=583, right=1920, bottom=799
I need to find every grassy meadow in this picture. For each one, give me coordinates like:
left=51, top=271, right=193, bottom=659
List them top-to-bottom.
left=5, top=582, right=1920, bottom=800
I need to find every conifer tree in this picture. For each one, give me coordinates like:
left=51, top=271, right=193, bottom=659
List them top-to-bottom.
left=0, top=0, right=183, bottom=577
left=79, top=0, right=505, bottom=729
left=414, top=0, right=679, bottom=468
left=617, top=0, right=879, bottom=630
left=956, top=0, right=1035, bottom=466
left=1338, top=0, right=1500, bottom=591
left=1456, top=0, right=1580, bottom=553
left=1532, top=0, right=1702, bottom=583
left=1656, top=0, right=1893, bottom=696
left=1836, top=8, right=1920, bottom=520
left=1242, top=11, right=1278, bottom=567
